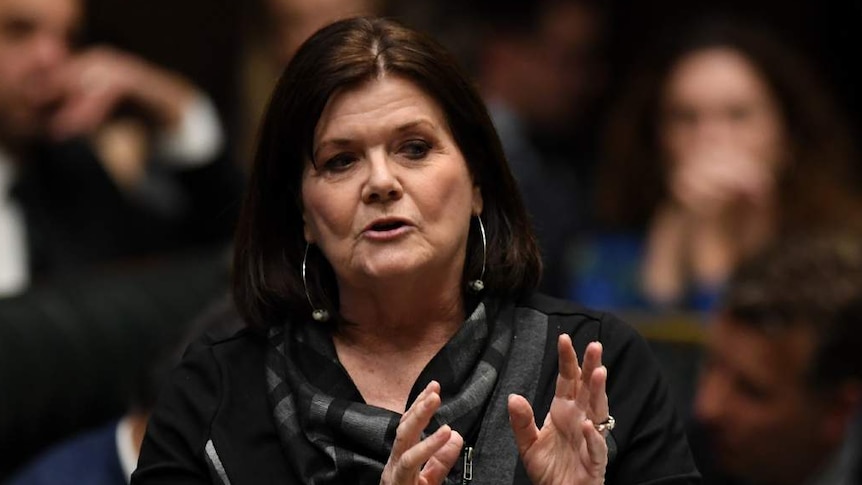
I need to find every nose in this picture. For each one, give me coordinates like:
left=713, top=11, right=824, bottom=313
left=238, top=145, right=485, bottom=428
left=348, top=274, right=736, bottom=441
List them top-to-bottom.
left=33, top=34, right=70, bottom=71
left=694, top=115, right=734, bottom=147
left=361, top=151, right=403, bottom=204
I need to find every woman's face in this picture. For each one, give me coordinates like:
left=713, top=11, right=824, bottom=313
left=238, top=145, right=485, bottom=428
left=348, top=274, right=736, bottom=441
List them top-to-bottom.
left=660, top=47, right=786, bottom=173
left=301, top=75, right=483, bottom=291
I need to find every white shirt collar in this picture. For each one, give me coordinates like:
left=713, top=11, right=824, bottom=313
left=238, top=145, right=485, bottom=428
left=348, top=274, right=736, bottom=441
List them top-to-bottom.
left=115, top=415, right=139, bottom=484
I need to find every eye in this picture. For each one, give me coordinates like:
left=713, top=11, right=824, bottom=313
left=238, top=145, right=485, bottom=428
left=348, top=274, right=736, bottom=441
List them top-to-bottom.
left=1, top=18, right=37, bottom=42
left=727, top=105, right=752, bottom=123
left=667, top=107, right=698, bottom=127
left=399, top=140, right=432, bottom=160
left=320, top=153, right=358, bottom=172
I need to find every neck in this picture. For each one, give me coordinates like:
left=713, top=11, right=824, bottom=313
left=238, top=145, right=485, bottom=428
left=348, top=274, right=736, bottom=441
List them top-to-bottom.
left=333, top=275, right=468, bottom=412
left=337, top=277, right=465, bottom=353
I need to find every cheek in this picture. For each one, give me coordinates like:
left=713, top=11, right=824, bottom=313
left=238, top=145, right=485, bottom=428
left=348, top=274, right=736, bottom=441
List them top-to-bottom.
left=745, top=117, right=785, bottom=168
left=660, top=131, right=691, bottom=172
left=419, top=171, right=476, bottom=223
left=301, top=181, right=356, bottom=243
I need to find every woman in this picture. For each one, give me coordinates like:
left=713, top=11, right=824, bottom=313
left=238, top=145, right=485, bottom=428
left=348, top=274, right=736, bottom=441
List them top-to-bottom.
left=133, top=18, right=698, bottom=484
left=572, top=21, right=862, bottom=313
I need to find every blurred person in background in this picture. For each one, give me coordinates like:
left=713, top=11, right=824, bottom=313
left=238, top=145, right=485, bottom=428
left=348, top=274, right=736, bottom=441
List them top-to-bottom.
left=0, top=0, right=242, bottom=298
left=0, top=0, right=242, bottom=477
left=238, top=0, right=382, bottom=163
left=473, top=0, right=608, bottom=297
left=571, top=19, right=862, bottom=313
left=690, top=234, right=862, bottom=485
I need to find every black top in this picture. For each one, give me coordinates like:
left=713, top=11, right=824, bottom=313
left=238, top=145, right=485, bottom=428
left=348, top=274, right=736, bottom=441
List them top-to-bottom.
left=133, top=294, right=701, bottom=484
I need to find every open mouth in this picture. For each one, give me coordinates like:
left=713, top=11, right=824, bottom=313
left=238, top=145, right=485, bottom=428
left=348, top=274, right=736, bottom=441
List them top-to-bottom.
left=370, top=220, right=406, bottom=231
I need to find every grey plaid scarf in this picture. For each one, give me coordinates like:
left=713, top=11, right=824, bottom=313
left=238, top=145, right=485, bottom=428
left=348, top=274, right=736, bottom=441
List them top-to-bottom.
left=265, top=299, right=538, bottom=484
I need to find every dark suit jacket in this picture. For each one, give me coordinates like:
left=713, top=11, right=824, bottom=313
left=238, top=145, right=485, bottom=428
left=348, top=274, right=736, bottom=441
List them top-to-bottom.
left=12, top=138, right=243, bottom=281
left=0, top=139, right=244, bottom=478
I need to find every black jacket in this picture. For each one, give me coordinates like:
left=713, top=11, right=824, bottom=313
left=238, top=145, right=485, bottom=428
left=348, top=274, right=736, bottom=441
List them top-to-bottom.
left=134, top=294, right=701, bottom=484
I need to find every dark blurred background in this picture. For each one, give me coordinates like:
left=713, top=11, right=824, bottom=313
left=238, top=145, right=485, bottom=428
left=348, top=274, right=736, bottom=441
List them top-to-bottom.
left=81, top=0, right=862, bottom=168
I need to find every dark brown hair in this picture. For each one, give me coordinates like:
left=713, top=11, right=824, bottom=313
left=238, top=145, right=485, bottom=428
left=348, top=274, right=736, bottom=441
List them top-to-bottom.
left=232, top=17, right=541, bottom=328
left=598, top=20, right=862, bottom=232
left=722, top=233, right=862, bottom=390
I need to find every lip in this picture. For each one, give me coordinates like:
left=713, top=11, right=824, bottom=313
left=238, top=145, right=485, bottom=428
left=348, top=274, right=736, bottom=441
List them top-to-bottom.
left=362, top=217, right=414, bottom=241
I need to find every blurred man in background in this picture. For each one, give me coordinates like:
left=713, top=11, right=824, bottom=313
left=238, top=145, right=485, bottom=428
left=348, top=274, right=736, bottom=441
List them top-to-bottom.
left=0, top=0, right=240, bottom=297
left=0, top=0, right=242, bottom=476
left=691, top=234, right=862, bottom=485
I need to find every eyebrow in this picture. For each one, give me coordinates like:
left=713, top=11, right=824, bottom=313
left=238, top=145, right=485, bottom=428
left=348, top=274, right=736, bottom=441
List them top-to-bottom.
left=313, top=119, right=438, bottom=162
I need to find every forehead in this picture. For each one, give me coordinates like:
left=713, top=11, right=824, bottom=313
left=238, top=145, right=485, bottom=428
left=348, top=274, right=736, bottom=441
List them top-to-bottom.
left=0, top=0, right=81, bottom=29
left=665, top=47, right=772, bottom=105
left=314, top=75, right=450, bottom=141
left=708, top=316, right=815, bottom=391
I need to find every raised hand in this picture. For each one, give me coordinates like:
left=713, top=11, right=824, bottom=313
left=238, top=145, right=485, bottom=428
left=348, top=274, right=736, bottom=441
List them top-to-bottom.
left=49, top=47, right=194, bottom=140
left=669, top=144, right=776, bottom=220
left=508, top=335, right=610, bottom=485
left=380, top=381, right=464, bottom=485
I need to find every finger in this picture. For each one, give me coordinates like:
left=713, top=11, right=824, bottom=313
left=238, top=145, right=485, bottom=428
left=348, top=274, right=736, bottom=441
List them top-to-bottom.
left=50, top=89, right=121, bottom=140
left=555, top=334, right=580, bottom=400
left=580, top=341, right=602, bottom=387
left=576, top=342, right=603, bottom=412
left=590, top=365, right=609, bottom=421
left=402, top=381, right=440, bottom=422
left=392, top=386, right=442, bottom=459
left=508, top=394, right=540, bottom=456
left=581, top=420, right=609, bottom=468
left=395, top=425, right=453, bottom=480
left=420, top=430, right=464, bottom=484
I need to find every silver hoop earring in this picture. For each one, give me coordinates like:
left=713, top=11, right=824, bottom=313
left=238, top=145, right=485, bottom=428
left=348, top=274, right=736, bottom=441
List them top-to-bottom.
left=468, top=216, right=486, bottom=293
left=302, top=244, right=330, bottom=322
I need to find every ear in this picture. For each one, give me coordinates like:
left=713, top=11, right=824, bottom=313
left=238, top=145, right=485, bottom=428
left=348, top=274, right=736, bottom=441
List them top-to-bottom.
left=472, top=185, right=484, bottom=216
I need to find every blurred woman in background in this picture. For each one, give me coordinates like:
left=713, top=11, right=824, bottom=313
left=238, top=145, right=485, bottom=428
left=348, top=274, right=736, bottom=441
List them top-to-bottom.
left=570, top=20, right=862, bottom=313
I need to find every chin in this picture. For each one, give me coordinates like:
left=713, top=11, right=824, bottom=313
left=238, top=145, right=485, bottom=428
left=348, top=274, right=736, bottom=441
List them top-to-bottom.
left=357, top=254, right=440, bottom=284
left=361, top=261, right=423, bottom=281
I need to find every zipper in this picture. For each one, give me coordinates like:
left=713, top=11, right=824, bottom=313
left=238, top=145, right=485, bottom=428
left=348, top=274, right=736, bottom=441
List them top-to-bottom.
left=461, top=446, right=474, bottom=484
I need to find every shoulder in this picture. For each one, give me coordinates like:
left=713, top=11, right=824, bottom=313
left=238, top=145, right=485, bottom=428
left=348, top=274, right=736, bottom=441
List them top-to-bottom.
left=512, top=293, right=652, bottom=377
left=514, top=293, right=641, bottom=342
left=153, top=325, right=267, bottom=434
left=185, top=325, right=268, bottom=362
left=136, top=326, right=273, bottom=481
left=8, top=421, right=123, bottom=485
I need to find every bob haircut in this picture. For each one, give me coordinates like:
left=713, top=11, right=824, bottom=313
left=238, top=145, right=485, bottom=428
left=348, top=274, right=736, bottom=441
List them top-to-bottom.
left=233, top=17, right=541, bottom=328
left=597, top=19, right=861, bottom=232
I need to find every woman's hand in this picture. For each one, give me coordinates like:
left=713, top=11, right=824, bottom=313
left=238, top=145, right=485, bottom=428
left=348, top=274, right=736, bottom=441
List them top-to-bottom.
left=669, top=144, right=776, bottom=220
left=508, top=335, right=609, bottom=485
left=380, top=381, right=464, bottom=485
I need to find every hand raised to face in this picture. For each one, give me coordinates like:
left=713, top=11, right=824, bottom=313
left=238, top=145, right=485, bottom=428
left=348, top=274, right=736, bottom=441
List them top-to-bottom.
left=48, top=46, right=194, bottom=141
left=508, top=335, right=609, bottom=485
